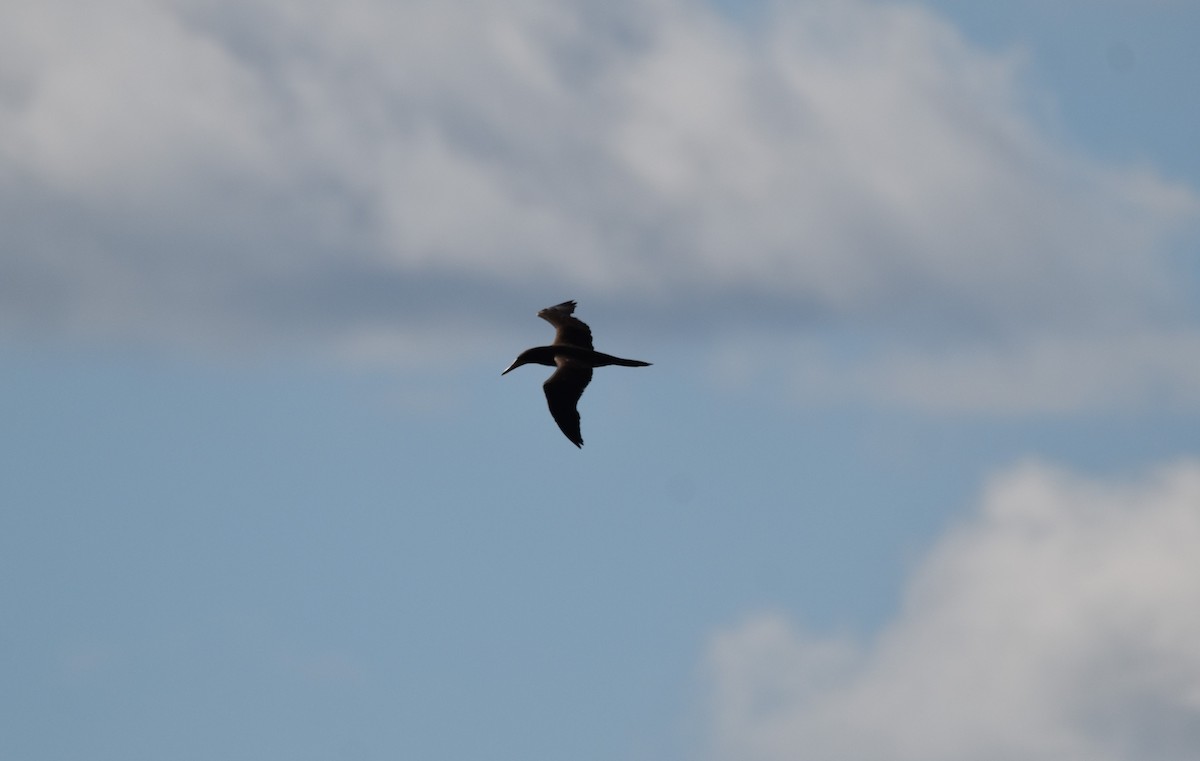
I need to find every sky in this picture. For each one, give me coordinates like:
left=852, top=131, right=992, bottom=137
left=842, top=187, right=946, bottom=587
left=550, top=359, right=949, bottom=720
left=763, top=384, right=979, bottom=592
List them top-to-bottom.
left=2, top=1, right=1199, bottom=759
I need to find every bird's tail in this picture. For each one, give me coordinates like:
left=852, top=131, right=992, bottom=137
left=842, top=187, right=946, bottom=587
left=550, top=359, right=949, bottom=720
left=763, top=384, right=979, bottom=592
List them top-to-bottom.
left=594, top=352, right=652, bottom=368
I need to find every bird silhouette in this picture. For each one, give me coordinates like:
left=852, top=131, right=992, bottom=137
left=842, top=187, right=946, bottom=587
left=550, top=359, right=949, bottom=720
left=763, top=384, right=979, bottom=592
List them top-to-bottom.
left=502, top=300, right=651, bottom=447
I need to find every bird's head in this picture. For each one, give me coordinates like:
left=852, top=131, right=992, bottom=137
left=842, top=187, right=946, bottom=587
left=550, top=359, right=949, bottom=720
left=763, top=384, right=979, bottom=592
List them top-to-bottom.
left=501, top=350, right=534, bottom=376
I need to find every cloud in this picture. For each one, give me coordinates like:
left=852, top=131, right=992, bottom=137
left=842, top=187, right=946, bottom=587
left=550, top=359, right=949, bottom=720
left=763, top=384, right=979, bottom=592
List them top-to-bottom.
left=1, top=0, right=1196, bottom=407
left=704, top=459, right=1200, bottom=761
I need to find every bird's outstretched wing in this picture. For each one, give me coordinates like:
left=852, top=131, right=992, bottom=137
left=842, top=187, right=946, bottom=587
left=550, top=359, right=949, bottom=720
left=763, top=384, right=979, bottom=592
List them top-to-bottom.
left=537, top=300, right=593, bottom=349
left=543, top=358, right=593, bottom=448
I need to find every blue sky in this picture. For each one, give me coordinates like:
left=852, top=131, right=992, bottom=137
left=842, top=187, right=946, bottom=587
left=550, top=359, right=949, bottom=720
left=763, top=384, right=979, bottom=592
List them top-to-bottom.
left=3, top=2, right=1199, bottom=760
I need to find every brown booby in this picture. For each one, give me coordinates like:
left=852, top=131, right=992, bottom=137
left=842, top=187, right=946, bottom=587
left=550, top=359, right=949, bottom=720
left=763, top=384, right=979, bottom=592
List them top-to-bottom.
left=502, top=300, right=651, bottom=448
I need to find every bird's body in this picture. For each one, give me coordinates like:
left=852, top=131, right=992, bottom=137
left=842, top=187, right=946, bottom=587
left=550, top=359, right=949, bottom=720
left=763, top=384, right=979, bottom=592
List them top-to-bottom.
left=502, top=301, right=651, bottom=447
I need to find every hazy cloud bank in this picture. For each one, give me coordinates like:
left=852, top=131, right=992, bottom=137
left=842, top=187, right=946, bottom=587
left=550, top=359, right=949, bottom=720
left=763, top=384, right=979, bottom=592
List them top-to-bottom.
left=2, top=0, right=1196, bottom=406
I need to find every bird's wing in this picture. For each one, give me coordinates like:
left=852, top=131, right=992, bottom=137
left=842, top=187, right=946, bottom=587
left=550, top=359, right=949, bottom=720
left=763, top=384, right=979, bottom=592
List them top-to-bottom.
left=537, top=300, right=594, bottom=349
left=543, top=358, right=592, bottom=448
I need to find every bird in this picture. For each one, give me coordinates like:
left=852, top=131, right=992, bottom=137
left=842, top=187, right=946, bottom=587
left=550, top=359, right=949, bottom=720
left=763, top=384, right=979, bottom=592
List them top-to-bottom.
left=502, top=300, right=651, bottom=448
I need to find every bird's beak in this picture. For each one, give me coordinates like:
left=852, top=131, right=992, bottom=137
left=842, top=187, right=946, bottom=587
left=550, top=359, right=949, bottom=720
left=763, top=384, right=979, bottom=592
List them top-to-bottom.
left=501, top=361, right=517, bottom=376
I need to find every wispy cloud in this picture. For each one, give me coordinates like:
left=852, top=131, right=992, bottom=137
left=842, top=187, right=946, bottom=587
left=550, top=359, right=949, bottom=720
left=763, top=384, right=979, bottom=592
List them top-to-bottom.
left=1, top=1, right=1196, bottom=408
left=705, top=459, right=1200, bottom=760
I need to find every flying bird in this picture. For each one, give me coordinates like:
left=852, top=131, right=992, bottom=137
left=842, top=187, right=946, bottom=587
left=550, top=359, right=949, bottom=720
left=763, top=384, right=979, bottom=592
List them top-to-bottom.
left=502, top=300, right=651, bottom=447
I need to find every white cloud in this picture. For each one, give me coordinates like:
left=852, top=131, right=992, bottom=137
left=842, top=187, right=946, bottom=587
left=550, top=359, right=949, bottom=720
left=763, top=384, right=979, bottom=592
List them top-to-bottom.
left=0, top=0, right=1196, bottom=409
left=705, top=459, right=1200, bottom=761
